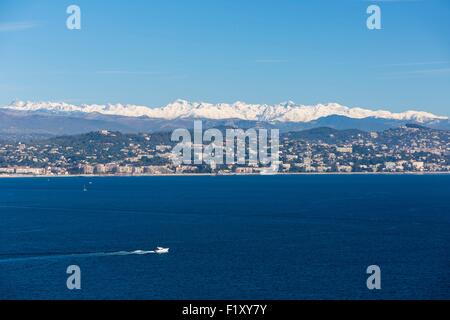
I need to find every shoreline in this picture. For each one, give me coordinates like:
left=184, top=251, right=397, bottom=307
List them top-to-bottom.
left=0, top=172, right=449, bottom=179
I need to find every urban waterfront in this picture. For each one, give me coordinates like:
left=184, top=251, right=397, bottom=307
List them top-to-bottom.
left=1, top=125, right=450, bottom=177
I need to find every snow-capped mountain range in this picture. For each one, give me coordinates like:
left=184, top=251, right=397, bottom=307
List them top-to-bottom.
left=3, top=100, right=447, bottom=123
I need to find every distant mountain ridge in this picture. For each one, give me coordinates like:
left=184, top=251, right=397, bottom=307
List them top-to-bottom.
left=1, top=100, right=449, bottom=139
left=3, top=100, right=447, bottom=123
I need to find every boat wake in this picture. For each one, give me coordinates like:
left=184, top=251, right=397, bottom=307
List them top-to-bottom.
left=0, top=250, right=156, bottom=263
left=113, top=250, right=155, bottom=256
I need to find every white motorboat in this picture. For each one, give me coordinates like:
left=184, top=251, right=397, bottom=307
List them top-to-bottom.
left=154, top=247, right=170, bottom=254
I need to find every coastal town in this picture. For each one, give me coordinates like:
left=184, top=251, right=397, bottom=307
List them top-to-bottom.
left=0, top=125, right=449, bottom=176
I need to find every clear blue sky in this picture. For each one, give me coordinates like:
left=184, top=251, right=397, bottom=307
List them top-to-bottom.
left=0, top=0, right=449, bottom=115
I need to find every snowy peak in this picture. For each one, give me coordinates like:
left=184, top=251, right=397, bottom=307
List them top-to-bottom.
left=3, top=100, right=448, bottom=123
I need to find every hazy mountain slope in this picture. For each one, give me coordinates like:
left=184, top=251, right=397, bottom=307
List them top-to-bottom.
left=3, top=100, right=447, bottom=123
left=1, top=102, right=449, bottom=140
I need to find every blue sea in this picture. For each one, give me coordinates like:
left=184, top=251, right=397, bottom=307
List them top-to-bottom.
left=0, top=175, right=449, bottom=300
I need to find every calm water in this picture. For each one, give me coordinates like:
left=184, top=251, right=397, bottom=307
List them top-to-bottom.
left=0, top=175, right=449, bottom=300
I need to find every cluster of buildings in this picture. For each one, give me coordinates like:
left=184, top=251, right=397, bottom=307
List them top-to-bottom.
left=0, top=126, right=449, bottom=176
left=279, top=126, right=450, bottom=173
left=80, top=164, right=173, bottom=175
